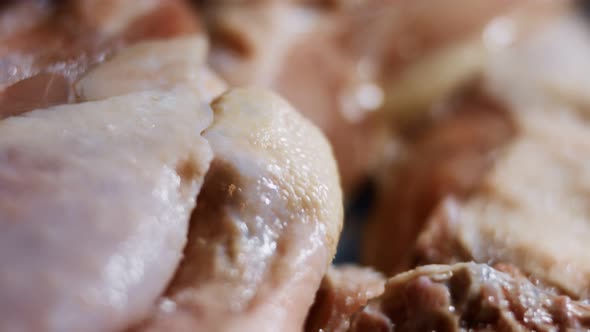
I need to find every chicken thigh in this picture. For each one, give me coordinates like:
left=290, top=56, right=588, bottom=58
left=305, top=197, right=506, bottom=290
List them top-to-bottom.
left=201, top=0, right=541, bottom=193
left=0, top=8, right=343, bottom=332
left=138, top=88, right=343, bottom=332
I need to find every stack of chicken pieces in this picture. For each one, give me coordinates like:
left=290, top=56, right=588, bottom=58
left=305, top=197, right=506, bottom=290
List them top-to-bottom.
left=306, top=0, right=590, bottom=331
left=0, top=1, right=342, bottom=331
left=2, top=1, right=590, bottom=331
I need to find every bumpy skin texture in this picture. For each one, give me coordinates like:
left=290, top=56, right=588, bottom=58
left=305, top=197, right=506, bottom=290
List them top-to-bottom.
left=0, top=37, right=216, bottom=332
left=138, top=88, right=343, bottom=332
left=349, top=263, right=590, bottom=332
left=305, top=265, right=385, bottom=332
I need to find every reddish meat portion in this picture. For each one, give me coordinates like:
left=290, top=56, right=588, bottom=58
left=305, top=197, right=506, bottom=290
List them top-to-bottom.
left=0, top=0, right=201, bottom=116
left=0, top=72, right=71, bottom=119
left=363, top=86, right=516, bottom=274
left=349, top=263, right=590, bottom=332
left=305, top=266, right=385, bottom=332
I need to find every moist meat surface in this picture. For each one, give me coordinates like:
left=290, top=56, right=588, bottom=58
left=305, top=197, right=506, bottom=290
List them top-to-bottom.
left=5, top=1, right=589, bottom=331
left=0, top=33, right=343, bottom=332
left=0, top=37, right=216, bottom=332
left=349, top=263, right=590, bottom=332
left=305, top=265, right=385, bottom=332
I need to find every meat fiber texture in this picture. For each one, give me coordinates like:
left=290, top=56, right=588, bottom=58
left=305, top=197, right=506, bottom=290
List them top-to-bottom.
left=363, top=9, right=590, bottom=298
left=349, top=263, right=590, bottom=331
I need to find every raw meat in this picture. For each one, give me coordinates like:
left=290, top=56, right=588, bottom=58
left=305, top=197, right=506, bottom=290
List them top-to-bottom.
left=0, top=37, right=216, bottom=332
left=138, top=88, right=343, bottom=332
left=349, top=263, right=590, bottom=331
left=305, top=265, right=385, bottom=332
